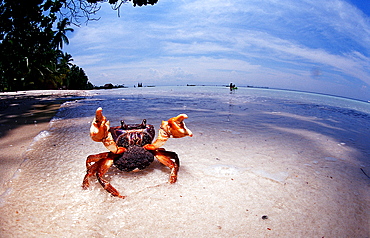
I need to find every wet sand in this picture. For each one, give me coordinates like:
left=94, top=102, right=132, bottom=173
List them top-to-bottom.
left=0, top=90, right=90, bottom=196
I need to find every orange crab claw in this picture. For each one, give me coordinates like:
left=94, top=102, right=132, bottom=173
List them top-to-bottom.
left=90, top=107, right=126, bottom=154
left=90, top=107, right=110, bottom=142
left=144, top=114, right=192, bottom=150
left=167, top=114, right=193, bottom=138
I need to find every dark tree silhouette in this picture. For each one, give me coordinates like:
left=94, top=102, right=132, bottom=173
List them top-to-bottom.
left=0, top=0, right=159, bottom=91
left=0, top=0, right=57, bottom=90
left=60, top=0, right=159, bottom=25
left=86, top=0, right=158, bottom=7
left=52, top=18, right=74, bottom=49
left=58, top=52, right=74, bottom=68
left=66, top=65, right=92, bottom=89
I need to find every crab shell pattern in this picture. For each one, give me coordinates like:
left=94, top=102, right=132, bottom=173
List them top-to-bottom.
left=82, top=107, right=193, bottom=198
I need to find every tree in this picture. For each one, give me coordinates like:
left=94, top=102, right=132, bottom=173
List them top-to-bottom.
left=0, top=0, right=160, bottom=91
left=0, top=0, right=58, bottom=90
left=61, top=0, right=159, bottom=25
left=0, top=1, right=81, bottom=90
left=52, top=18, right=74, bottom=49
left=58, top=52, right=74, bottom=69
left=65, top=65, right=92, bottom=89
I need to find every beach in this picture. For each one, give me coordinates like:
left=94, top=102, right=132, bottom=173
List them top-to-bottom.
left=0, top=87, right=369, bottom=237
left=0, top=90, right=90, bottom=196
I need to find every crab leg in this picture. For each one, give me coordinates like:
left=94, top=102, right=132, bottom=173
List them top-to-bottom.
left=90, top=107, right=126, bottom=154
left=144, top=114, right=193, bottom=150
left=152, top=150, right=180, bottom=183
left=82, top=152, right=125, bottom=198
left=82, top=152, right=109, bottom=189
left=96, top=158, right=126, bottom=199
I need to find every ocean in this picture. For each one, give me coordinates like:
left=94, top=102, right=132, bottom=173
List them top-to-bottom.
left=1, top=86, right=369, bottom=237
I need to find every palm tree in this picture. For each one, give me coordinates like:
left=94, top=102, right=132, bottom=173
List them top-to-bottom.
left=52, top=18, right=74, bottom=49
left=58, top=52, right=74, bottom=68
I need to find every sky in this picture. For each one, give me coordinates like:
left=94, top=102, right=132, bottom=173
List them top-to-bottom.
left=64, top=0, right=370, bottom=101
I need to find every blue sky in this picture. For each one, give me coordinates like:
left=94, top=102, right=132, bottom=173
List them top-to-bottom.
left=64, top=0, right=370, bottom=101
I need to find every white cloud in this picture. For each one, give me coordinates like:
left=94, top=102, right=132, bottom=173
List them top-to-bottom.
left=64, top=0, right=370, bottom=100
left=235, top=31, right=370, bottom=82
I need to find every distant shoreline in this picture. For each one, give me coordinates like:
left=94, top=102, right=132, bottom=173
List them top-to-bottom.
left=1, top=84, right=368, bottom=104
left=92, top=84, right=370, bottom=103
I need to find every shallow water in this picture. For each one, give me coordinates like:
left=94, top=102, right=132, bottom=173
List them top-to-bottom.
left=1, top=86, right=369, bottom=237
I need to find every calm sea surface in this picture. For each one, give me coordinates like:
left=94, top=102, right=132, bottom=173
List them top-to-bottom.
left=81, top=86, right=370, bottom=126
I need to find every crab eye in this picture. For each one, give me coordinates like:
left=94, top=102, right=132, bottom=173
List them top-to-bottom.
left=140, top=119, right=147, bottom=128
left=120, top=120, right=128, bottom=129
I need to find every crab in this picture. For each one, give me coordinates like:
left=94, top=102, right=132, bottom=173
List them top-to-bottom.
left=82, top=107, right=193, bottom=198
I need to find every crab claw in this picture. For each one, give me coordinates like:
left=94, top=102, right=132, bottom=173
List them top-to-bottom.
left=90, top=107, right=126, bottom=154
left=90, top=107, right=110, bottom=142
left=144, top=114, right=192, bottom=150
left=166, top=114, right=193, bottom=138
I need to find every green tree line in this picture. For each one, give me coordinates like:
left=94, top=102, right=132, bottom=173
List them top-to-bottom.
left=0, top=0, right=158, bottom=91
left=0, top=0, right=94, bottom=91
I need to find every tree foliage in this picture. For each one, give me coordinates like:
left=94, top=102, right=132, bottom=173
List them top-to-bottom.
left=0, top=0, right=158, bottom=91
left=0, top=0, right=92, bottom=90
left=58, top=0, right=158, bottom=25
left=86, top=0, right=158, bottom=8
left=53, top=18, right=74, bottom=49
left=66, top=65, right=93, bottom=89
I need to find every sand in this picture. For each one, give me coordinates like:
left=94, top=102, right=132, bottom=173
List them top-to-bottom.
left=0, top=90, right=90, bottom=196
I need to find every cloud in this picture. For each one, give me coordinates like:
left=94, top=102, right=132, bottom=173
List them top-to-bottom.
left=65, top=0, right=370, bottom=100
left=234, top=31, right=370, bottom=82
